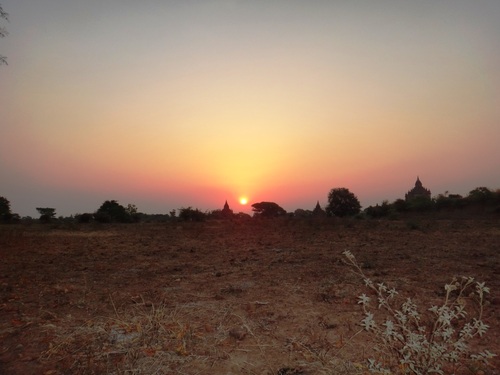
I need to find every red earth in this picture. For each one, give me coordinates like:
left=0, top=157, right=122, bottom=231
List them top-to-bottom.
left=1, top=217, right=499, bottom=374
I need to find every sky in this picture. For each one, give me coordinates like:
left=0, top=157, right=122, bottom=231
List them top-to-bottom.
left=1, top=1, right=499, bottom=217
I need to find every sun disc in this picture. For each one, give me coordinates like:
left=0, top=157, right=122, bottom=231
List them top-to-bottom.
left=239, top=197, right=248, bottom=205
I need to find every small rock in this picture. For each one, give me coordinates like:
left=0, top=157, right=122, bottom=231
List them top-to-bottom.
left=204, top=324, right=214, bottom=333
left=229, top=327, right=247, bottom=341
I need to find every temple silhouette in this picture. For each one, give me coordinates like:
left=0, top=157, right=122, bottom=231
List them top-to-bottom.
left=405, top=177, right=431, bottom=201
left=221, top=200, right=234, bottom=217
left=312, top=201, right=326, bottom=216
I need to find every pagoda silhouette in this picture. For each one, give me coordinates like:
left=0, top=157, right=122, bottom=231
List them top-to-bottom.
left=405, top=177, right=431, bottom=201
left=221, top=200, right=234, bottom=218
left=312, top=201, right=326, bottom=217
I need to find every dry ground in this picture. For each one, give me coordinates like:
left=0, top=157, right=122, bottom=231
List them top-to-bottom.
left=0, top=217, right=499, bottom=374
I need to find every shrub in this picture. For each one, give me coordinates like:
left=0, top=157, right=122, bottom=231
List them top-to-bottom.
left=467, top=187, right=493, bottom=205
left=326, top=188, right=361, bottom=217
left=0, top=196, right=19, bottom=223
left=0, top=196, right=11, bottom=217
left=406, top=196, right=434, bottom=212
left=392, top=199, right=409, bottom=213
left=95, top=200, right=136, bottom=223
left=251, top=201, right=287, bottom=218
left=365, top=201, right=391, bottom=218
left=36, top=207, right=57, bottom=223
left=178, top=207, right=206, bottom=222
left=76, top=213, right=93, bottom=223
left=343, top=250, right=496, bottom=374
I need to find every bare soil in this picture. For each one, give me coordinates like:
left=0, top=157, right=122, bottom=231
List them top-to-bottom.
left=1, top=217, right=499, bottom=375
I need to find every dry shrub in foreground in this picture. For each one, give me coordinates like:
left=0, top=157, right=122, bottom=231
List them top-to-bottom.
left=343, top=250, right=496, bottom=375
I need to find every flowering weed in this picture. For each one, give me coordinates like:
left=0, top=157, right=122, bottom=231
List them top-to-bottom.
left=343, top=250, right=496, bottom=374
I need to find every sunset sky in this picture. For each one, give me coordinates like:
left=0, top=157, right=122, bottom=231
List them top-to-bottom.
left=1, top=1, right=499, bottom=217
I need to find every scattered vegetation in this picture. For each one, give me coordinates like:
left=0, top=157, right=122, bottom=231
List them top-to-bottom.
left=0, top=3, right=8, bottom=65
left=1, top=185, right=499, bottom=225
left=365, top=187, right=500, bottom=218
left=326, top=188, right=361, bottom=217
left=0, top=195, right=19, bottom=222
left=94, top=200, right=140, bottom=223
left=252, top=201, right=288, bottom=218
left=178, top=206, right=207, bottom=222
left=36, top=207, right=57, bottom=223
left=75, top=212, right=93, bottom=223
left=1, top=214, right=498, bottom=374
left=343, top=250, right=496, bottom=374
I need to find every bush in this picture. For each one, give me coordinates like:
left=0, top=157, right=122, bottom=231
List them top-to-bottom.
left=467, top=187, right=494, bottom=206
left=325, top=188, right=361, bottom=217
left=434, top=194, right=465, bottom=211
left=0, top=196, right=11, bottom=218
left=0, top=196, right=20, bottom=223
left=406, top=196, right=434, bottom=212
left=392, top=199, right=409, bottom=213
left=95, top=200, right=136, bottom=223
left=365, top=201, right=391, bottom=218
left=251, top=202, right=287, bottom=218
left=36, top=207, right=57, bottom=223
left=178, top=207, right=206, bottom=222
left=76, top=213, right=93, bottom=223
left=343, top=251, right=496, bottom=374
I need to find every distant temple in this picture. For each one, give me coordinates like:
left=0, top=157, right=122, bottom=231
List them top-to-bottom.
left=405, top=177, right=431, bottom=201
left=221, top=200, right=234, bottom=217
left=293, top=201, right=326, bottom=218
left=312, top=201, right=326, bottom=217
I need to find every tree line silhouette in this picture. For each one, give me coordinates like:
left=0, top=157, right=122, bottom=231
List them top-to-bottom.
left=0, top=3, right=8, bottom=65
left=1, top=186, right=499, bottom=224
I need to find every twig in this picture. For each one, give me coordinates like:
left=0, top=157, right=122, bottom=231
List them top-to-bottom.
left=109, top=293, right=120, bottom=320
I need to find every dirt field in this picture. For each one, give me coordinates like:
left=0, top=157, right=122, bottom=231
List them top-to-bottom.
left=1, top=217, right=499, bottom=374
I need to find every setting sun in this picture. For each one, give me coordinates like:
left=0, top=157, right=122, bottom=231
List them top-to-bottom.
left=239, top=197, right=248, bottom=205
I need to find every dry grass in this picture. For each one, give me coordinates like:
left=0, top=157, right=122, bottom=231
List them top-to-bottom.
left=1, top=218, right=498, bottom=374
left=37, top=290, right=366, bottom=374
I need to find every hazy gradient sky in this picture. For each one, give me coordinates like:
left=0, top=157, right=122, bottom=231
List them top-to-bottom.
left=1, top=1, right=499, bottom=217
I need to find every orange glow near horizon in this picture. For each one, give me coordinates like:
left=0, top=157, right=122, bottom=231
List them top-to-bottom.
left=1, top=2, right=499, bottom=218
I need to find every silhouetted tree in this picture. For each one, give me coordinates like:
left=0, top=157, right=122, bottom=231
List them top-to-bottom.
left=0, top=4, right=8, bottom=65
left=467, top=187, right=494, bottom=205
left=325, top=188, right=361, bottom=217
left=494, top=189, right=500, bottom=213
left=434, top=193, right=465, bottom=211
left=434, top=193, right=451, bottom=210
left=0, top=195, right=13, bottom=221
left=0, top=195, right=10, bottom=214
left=406, top=195, right=434, bottom=212
left=391, top=198, right=408, bottom=213
left=95, top=200, right=135, bottom=223
left=364, top=200, right=390, bottom=218
left=251, top=202, right=287, bottom=218
left=125, top=204, right=141, bottom=222
left=36, top=207, right=56, bottom=223
left=178, top=207, right=206, bottom=222
left=208, top=209, right=223, bottom=219
left=209, top=209, right=235, bottom=220
left=294, top=209, right=312, bottom=218
left=75, top=213, right=93, bottom=223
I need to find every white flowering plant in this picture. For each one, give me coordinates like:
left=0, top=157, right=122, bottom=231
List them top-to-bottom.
left=343, top=250, right=496, bottom=375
